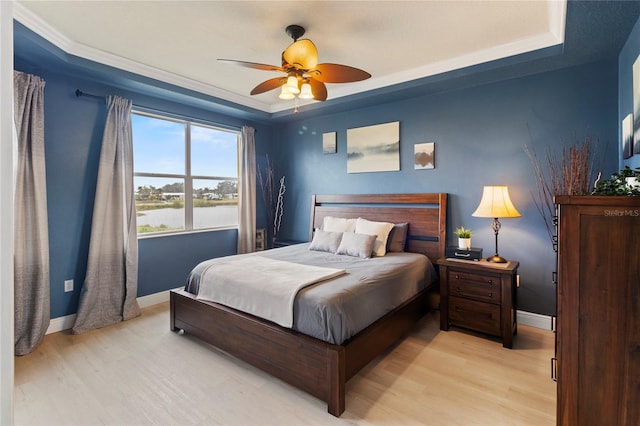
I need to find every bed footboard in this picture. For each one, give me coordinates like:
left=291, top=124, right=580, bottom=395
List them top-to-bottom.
left=170, top=287, right=428, bottom=416
left=170, top=289, right=347, bottom=416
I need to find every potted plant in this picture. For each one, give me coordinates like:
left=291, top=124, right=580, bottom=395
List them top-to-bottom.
left=592, top=166, right=640, bottom=195
left=454, top=226, right=472, bottom=250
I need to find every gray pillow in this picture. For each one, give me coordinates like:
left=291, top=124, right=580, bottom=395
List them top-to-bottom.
left=386, top=223, right=408, bottom=252
left=308, top=229, right=343, bottom=253
left=336, top=232, right=377, bottom=259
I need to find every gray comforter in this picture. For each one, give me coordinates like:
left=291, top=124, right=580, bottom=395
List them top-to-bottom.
left=185, top=243, right=435, bottom=344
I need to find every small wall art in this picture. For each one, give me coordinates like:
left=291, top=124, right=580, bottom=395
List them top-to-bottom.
left=622, top=114, right=633, bottom=159
left=347, top=121, right=399, bottom=173
left=322, top=132, right=337, bottom=154
left=414, top=142, right=435, bottom=169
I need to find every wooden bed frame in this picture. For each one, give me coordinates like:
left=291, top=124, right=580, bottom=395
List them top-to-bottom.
left=170, top=193, right=447, bottom=416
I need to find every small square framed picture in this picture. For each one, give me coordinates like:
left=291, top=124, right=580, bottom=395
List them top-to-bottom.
left=323, top=132, right=337, bottom=154
left=414, top=142, right=435, bottom=169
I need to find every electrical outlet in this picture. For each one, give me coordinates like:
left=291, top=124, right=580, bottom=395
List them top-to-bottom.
left=64, top=279, right=74, bottom=292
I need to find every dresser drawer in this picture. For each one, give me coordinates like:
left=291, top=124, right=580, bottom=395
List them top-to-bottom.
left=448, top=270, right=501, bottom=303
left=449, top=296, right=501, bottom=336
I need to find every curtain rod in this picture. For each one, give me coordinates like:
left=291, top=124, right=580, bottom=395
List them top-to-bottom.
left=74, top=89, right=246, bottom=133
left=75, top=89, right=104, bottom=100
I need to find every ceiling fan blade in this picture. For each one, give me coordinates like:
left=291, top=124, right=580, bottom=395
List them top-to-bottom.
left=282, top=40, right=318, bottom=70
left=218, top=59, right=284, bottom=73
left=309, top=63, right=371, bottom=83
left=250, top=77, right=286, bottom=95
left=308, top=79, right=327, bottom=101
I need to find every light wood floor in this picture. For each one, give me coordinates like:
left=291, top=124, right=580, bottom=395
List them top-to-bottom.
left=15, top=302, right=556, bottom=425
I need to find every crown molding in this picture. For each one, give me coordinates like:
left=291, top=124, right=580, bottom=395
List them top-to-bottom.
left=14, top=1, right=566, bottom=116
left=13, top=2, right=273, bottom=113
left=271, top=2, right=566, bottom=113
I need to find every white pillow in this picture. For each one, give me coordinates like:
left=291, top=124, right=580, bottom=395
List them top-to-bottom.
left=322, top=216, right=357, bottom=233
left=355, top=218, right=394, bottom=257
left=308, top=229, right=343, bottom=253
left=336, top=232, right=377, bottom=259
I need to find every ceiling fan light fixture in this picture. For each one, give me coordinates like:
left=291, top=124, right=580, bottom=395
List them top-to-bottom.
left=221, top=24, right=370, bottom=103
left=285, top=75, right=300, bottom=94
left=298, top=82, right=314, bottom=99
left=278, top=85, right=295, bottom=100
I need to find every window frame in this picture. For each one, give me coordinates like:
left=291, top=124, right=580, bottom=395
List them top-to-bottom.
left=132, top=110, right=240, bottom=237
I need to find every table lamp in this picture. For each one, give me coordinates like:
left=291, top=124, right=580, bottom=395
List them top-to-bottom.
left=472, top=186, right=521, bottom=263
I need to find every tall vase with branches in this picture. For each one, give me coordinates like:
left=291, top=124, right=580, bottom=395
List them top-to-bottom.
left=524, top=132, right=599, bottom=250
left=257, top=156, right=286, bottom=247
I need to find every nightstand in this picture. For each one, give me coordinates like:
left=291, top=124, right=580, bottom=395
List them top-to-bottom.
left=273, top=239, right=305, bottom=248
left=437, top=257, right=519, bottom=348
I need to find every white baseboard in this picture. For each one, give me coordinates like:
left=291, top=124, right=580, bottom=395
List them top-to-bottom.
left=137, top=289, right=171, bottom=308
left=46, top=290, right=172, bottom=335
left=47, top=293, right=552, bottom=334
left=517, top=310, right=552, bottom=330
left=46, top=313, right=77, bottom=335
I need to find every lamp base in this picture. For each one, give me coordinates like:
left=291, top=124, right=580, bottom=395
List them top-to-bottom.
left=486, top=254, right=508, bottom=263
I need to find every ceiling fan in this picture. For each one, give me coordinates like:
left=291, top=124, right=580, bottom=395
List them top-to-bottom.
left=218, top=25, right=371, bottom=102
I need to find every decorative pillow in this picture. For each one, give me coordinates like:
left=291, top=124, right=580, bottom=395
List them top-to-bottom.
left=322, top=216, right=357, bottom=233
left=355, top=218, right=395, bottom=257
left=386, top=223, right=409, bottom=252
left=308, top=229, right=343, bottom=253
left=336, top=232, right=377, bottom=259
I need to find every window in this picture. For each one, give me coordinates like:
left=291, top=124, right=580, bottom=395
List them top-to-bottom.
left=132, top=111, right=239, bottom=235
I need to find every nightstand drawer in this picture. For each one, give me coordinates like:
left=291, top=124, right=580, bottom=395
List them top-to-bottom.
left=448, top=270, right=501, bottom=303
left=449, top=296, right=501, bottom=336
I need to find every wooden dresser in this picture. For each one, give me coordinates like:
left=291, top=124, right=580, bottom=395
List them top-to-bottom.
left=554, top=196, right=640, bottom=425
left=438, top=257, right=519, bottom=348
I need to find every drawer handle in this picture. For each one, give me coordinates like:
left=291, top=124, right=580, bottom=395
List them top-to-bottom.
left=455, top=274, right=460, bottom=279
left=487, top=279, right=493, bottom=284
left=456, top=287, right=461, bottom=292
left=488, top=292, right=492, bottom=297
left=551, top=357, right=558, bottom=382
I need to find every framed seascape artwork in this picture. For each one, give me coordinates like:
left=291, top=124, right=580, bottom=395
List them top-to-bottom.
left=634, top=55, right=640, bottom=155
left=622, top=114, right=633, bottom=159
left=347, top=121, right=400, bottom=173
left=323, top=132, right=337, bottom=154
left=414, top=142, right=435, bottom=169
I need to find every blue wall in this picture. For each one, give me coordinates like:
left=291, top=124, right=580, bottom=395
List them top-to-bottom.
left=14, top=14, right=634, bottom=319
left=619, top=15, right=640, bottom=170
left=272, top=60, right=619, bottom=315
left=12, top=64, right=273, bottom=319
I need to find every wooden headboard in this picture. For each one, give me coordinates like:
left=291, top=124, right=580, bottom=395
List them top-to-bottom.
left=309, top=193, right=448, bottom=264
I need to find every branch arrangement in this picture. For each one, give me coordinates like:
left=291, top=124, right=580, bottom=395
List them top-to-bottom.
left=524, top=133, right=598, bottom=248
left=257, top=156, right=285, bottom=245
left=274, top=176, right=286, bottom=238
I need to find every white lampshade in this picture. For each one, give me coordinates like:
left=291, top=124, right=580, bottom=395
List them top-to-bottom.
left=285, top=76, right=300, bottom=94
left=298, top=82, right=313, bottom=99
left=278, top=85, right=295, bottom=100
left=472, top=186, right=521, bottom=218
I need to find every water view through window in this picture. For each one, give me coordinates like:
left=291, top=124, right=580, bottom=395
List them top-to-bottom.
left=132, top=112, right=239, bottom=235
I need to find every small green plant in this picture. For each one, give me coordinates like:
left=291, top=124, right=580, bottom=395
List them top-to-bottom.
left=592, top=166, right=640, bottom=196
left=454, top=227, right=472, bottom=238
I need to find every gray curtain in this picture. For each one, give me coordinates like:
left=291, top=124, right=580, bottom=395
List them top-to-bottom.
left=13, top=71, right=50, bottom=356
left=72, top=95, right=140, bottom=334
left=237, top=126, right=256, bottom=254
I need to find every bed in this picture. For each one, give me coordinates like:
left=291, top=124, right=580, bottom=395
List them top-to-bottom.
left=170, top=193, right=447, bottom=416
